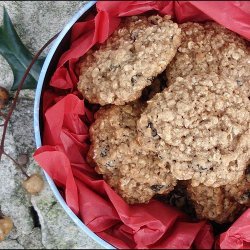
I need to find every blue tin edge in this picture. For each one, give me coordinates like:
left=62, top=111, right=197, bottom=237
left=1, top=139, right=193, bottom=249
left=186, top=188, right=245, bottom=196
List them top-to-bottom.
left=34, top=2, right=115, bottom=249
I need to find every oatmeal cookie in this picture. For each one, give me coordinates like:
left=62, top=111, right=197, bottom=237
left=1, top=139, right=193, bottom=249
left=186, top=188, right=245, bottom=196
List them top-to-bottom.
left=78, top=15, right=181, bottom=105
left=167, top=22, right=250, bottom=97
left=137, top=74, right=250, bottom=187
left=87, top=102, right=143, bottom=173
left=88, top=103, right=176, bottom=204
left=112, top=140, right=176, bottom=204
left=187, top=165, right=250, bottom=224
left=225, top=165, right=250, bottom=206
left=187, top=183, right=245, bottom=224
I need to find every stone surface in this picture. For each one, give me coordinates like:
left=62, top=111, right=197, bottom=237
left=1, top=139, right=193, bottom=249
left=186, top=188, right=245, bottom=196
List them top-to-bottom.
left=0, top=1, right=102, bottom=249
left=0, top=1, right=87, bottom=90
left=11, top=98, right=36, bottom=156
left=30, top=180, right=101, bottom=249
left=0, top=240, right=24, bottom=249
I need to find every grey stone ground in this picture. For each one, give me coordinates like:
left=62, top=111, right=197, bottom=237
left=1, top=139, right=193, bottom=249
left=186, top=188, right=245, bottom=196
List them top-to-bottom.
left=0, top=2, right=102, bottom=249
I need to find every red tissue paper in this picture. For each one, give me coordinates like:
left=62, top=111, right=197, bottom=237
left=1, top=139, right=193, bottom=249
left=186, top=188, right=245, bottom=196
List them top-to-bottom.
left=34, top=1, right=250, bottom=249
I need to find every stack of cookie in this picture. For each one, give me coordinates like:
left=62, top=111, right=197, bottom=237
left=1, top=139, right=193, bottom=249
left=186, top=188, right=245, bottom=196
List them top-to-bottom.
left=77, top=15, right=250, bottom=223
left=79, top=15, right=181, bottom=204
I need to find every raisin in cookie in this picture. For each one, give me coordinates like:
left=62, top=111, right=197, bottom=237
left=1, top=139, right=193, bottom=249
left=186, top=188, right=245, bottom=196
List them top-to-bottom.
left=78, top=15, right=181, bottom=105
left=167, top=22, right=250, bottom=98
left=137, top=73, right=250, bottom=187
left=87, top=102, right=176, bottom=204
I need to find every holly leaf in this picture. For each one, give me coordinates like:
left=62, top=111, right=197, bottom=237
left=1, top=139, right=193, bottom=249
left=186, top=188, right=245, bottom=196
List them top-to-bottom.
left=0, top=7, right=45, bottom=90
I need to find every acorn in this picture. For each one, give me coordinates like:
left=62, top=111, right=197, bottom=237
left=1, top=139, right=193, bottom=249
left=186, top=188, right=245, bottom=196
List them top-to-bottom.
left=0, top=87, right=9, bottom=110
left=22, top=174, right=44, bottom=195
left=0, top=217, right=13, bottom=241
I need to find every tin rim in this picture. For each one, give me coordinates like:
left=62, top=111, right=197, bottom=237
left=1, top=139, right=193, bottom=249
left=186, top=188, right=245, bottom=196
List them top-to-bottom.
left=33, top=2, right=115, bottom=249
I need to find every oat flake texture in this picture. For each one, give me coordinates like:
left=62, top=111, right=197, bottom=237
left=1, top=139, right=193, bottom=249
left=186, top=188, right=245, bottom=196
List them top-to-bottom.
left=78, top=15, right=181, bottom=105
left=167, top=22, right=250, bottom=98
left=137, top=73, right=250, bottom=187
left=87, top=102, right=176, bottom=204
left=187, top=169, right=250, bottom=224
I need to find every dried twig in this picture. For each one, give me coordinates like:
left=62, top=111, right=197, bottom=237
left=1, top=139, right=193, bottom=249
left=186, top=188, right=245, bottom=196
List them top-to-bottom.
left=0, top=33, right=58, bottom=175
left=0, top=110, right=7, bottom=119
left=3, top=152, right=29, bottom=178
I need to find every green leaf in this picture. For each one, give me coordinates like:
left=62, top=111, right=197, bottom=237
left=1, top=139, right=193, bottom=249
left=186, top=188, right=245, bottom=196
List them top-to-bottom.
left=0, top=7, right=45, bottom=90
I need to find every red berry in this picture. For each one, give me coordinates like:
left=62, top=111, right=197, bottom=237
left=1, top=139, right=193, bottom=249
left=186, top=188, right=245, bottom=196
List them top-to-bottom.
left=0, top=87, right=9, bottom=110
